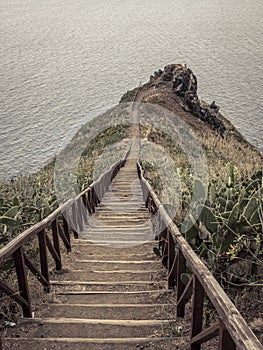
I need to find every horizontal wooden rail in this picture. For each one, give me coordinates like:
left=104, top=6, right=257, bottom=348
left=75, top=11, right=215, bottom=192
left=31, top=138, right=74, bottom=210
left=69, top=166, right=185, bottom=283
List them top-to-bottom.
left=0, top=157, right=128, bottom=317
left=137, top=162, right=263, bottom=350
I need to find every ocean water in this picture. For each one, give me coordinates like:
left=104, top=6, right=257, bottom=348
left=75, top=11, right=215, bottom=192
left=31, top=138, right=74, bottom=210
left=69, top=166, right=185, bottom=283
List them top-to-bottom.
left=0, top=0, right=262, bottom=179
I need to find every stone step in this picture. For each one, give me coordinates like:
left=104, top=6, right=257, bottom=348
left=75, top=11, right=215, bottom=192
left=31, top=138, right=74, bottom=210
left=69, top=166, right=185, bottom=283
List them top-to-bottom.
left=103, top=190, right=143, bottom=196
left=101, top=201, right=145, bottom=207
left=95, top=205, right=147, bottom=212
left=95, top=206, right=150, bottom=213
left=94, top=211, right=149, bottom=217
left=87, top=218, right=150, bottom=226
left=83, top=225, right=152, bottom=231
left=80, top=233, right=153, bottom=242
left=78, top=239, right=154, bottom=249
left=74, top=240, right=153, bottom=248
left=72, top=241, right=156, bottom=254
left=72, top=251, right=156, bottom=261
left=71, top=260, right=156, bottom=270
left=52, top=269, right=156, bottom=282
left=50, top=280, right=165, bottom=292
left=50, top=290, right=165, bottom=305
left=37, top=303, right=174, bottom=320
left=14, top=317, right=173, bottom=339
left=3, top=337, right=181, bottom=350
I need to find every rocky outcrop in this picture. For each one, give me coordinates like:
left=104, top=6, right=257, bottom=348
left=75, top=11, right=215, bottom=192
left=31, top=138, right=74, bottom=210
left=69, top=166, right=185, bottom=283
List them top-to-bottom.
left=150, top=64, right=226, bottom=136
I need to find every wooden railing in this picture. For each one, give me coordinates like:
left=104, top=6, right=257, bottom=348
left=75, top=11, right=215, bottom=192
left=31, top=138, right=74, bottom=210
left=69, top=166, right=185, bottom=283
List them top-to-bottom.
left=0, top=159, right=126, bottom=318
left=137, top=162, right=263, bottom=350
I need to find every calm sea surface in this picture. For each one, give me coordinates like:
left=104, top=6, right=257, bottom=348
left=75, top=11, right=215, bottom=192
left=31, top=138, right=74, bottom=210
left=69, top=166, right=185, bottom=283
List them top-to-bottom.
left=0, top=0, right=262, bottom=179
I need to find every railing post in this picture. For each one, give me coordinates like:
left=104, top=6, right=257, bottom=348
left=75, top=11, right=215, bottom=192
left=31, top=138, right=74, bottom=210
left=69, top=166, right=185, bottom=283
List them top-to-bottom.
left=93, top=186, right=99, bottom=207
left=91, top=187, right=96, bottom=212
left=86, top=189, right=93, bottom=214
left=145, top=192, right=150, bottom=209
left=81, top=194, right=89, bottom=224
left=76, top=198, right=84, bottom=232
left=72, top=200, right=79, bottom=238
left=62, top=214, right=71, bottom=252
left=51, top=219, right=62, bottom=270
left=38, top=229, right=50, bottom=291
left=160, top=229, right=168, bottom=268
left=168, top=230, right=175, bottom=289
left=13, top=247, right=32, bottom=317
left=177, top=249, right=186, bottom=317
left=191, top=275, right=204, bottom=350
left=219, top=326, right=236, bottom=350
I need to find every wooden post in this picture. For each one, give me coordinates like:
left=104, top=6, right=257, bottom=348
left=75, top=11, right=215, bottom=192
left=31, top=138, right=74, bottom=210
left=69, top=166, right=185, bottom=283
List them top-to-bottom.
left=91, top=187, right=96, bottom=212
left=86, top=189, right=92, bottom=214
left=145, top=192, right=150, bottom=208
left=82, top=194, right=89, bottom=224
left=76, top=198, right=84, bottom=232
left=72, top=201, right=79, bottom=238
left=62, top=215, right=71, bottom=252
left=51, top=219, right=62, bottom=270
left=38, top=229, right=50, bottom=291
left=168, top=230, right=175, bottom=289
left=161, top=235, right=168, bottom=268
left=13, top=247, right=32, bottom=317
left=177, top=249, right=186, bottom=317
left=191, top=275, right=204, bottom=350
left=219, top=327, right=236, bottom=350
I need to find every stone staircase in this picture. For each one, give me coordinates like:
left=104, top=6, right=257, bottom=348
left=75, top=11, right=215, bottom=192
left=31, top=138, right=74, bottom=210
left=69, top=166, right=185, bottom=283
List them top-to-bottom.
left=2, top=159, right=183, bottom=350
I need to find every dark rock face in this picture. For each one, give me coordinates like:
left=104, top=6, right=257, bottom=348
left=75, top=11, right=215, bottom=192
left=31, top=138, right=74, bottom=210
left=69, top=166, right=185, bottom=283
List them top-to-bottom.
left=151, top=64, right=226, bottom=136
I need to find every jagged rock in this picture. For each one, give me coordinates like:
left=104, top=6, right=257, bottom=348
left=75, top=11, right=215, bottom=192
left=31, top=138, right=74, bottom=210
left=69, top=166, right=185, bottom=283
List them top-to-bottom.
left=150, top=64, right=226, bottom=136
left=210, top=101, right=220, bottom=113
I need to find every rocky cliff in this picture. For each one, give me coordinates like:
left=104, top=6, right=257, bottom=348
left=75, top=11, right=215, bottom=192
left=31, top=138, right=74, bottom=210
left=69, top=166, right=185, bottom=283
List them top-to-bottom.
left=149, top=64, right=226, bottom=136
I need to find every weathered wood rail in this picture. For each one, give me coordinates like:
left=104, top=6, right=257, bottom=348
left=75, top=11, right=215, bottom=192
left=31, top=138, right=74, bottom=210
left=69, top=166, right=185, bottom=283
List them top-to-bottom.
left=0, top=159, right=126, bottom=318
left=137, top=162, right=263, bottom=350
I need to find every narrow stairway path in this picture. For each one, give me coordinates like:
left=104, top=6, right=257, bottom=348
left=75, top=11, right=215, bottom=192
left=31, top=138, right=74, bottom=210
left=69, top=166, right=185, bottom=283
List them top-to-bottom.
left=3, top=158, right=184, bottom=350
left=81, top=158, right=153, bottom=247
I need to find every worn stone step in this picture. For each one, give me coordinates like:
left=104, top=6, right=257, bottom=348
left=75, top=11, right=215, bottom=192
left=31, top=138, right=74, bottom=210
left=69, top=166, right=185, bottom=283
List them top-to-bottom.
left=104, top=190, right=142, bottom=194
left=103, top=192, right=143, bottom=197
left=104, top=196, right=144, bottom=201
left=101, top=203, right=145, bottom=209
left=95, top=206, right=147, bottom=213
left=94, top=207, right=148, bottom=213
left=94, top=210, right=149, bottom=217
left=94, top=211, right=149, bottom=218
left=92, top=212, right=150, bottom=217
left=87, top=218, right=150, bottom=226
left=83, top=225, right=152, bottom=231
left=82, top=232, right=153, bottom=239
left=74, top=237, right=154, bottom=245
left=74, top=240, right=153, bottom=248
left=72, top=241, right=156, bottom=254
left=72, top=251, right=156, bottom=261
left=71, top=260, right=156, bottom=270
left=52, top=269, right=156, bottom=282
left=50, top=280, right=165, bottom=292
left=50, top=290, right=166, bottom=305
left=38, top=303, right=174, bottom=320
left=14, top=317, right=173, bottom=339
left=3, top=337, right=181, bottom=350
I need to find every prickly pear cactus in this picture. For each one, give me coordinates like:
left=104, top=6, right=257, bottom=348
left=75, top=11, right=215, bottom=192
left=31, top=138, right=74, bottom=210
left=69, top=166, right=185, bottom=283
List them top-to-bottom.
left=181, top=169, right=262, bottom=283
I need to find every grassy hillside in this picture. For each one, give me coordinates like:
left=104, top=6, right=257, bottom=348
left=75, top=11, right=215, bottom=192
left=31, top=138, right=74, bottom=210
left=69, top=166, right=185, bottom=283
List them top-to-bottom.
left=0, top=124, right=129, bottom=248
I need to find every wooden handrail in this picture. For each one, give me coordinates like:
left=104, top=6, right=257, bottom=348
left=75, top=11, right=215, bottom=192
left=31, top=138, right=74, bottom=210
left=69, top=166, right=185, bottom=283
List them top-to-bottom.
left=0, top=156, right=128, bottom=317
left=137, top=162, right=263, bottom=350
left=0, top=199, right=73, bottom=264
